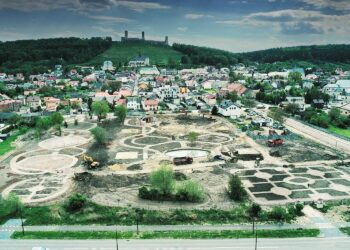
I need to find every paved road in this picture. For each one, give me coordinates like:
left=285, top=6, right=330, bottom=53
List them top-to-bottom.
left=285, top=118, right=350, bottom=155
left=1, top=238, right=350, bottom=250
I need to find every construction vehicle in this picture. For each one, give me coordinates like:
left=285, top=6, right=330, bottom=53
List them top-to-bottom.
left=267, top=138, right=284, bottom=147
left=173, top=157, right=193, bottom=165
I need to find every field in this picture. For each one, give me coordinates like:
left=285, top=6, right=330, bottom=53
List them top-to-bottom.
left=86, top=42, right=183, bottom=66
left=328, top=126, right=350, bottom=139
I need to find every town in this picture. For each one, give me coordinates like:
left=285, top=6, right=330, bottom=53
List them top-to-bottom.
left=0, top=10, right=350, bottom=250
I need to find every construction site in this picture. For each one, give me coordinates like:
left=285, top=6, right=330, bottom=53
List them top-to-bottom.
left=1, top=112, right=350, bottom=209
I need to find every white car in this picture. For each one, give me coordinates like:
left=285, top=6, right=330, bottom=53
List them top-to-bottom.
left=32, top=247, right=50, bottom=250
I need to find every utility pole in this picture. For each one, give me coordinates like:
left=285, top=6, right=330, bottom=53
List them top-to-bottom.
left=20, top=207, right=24, bottom=236
left=254, top=220, right=258, bottom=250
left=115, top=225, right=119, bottom=250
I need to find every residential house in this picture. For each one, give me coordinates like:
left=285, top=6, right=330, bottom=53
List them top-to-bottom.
left=129, top=56, right=150, bottom=67
left=102, top=61, right=115, bottom=71
left=139, top=66, right=160, bottom=76
left=227, top=83, right=247, bottom=96
left=154, top=85, right=179, bottom=101
left=202, top=94, right=216, bottom=106
left=26, top=96, right=41, bottom=110
left=127, top=96, right=141, bottom=110
left=282, top=96, right=306, bottom=110
left=44, top=97, right=60, bottom=111
left=142, top=98, right=159, bottom=111
left=312, top=99, right=325, bottom=109
left=0, top=100, right=22, bottom=112
left=217, top=100, right=241, bottom=119
left=339, top=103, right=350, bottom=116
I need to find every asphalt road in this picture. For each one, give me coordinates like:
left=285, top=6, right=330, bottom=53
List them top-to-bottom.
left=285, top=118, right=350, bottom=155
left=1, top=238, right=350, bottom=250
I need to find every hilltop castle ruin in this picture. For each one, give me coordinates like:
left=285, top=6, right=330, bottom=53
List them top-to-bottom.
left=121, top=30, right=169, bottom=45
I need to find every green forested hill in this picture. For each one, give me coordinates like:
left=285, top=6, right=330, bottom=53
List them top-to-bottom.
left=0, top=37, right=112, bottom=74
left=87, top=41, right=183, bottom=67
left=240, top=44, right=350, bottom=64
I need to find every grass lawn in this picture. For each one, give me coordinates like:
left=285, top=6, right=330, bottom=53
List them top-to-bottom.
left=87, top=42, right=183, bottom=66
left=328, top=126, right=350, bottom=139
left=0, top=130, right=26, bottom=156
left=11, top=229, right=320, bottom=240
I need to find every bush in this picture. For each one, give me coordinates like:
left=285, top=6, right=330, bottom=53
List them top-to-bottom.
left=228, top=175, right=247, bottom=201
left=175, top=180, right=204, bottom=202
left=0, top=193, right=23, bottom=223
left=64, top=193, right=87, bottom=212
left=248, top=203, right=262, bottom=219
left=268, top=206, right=290, bottom=222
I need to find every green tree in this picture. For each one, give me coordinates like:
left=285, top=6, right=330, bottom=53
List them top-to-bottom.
left=288, top=72, right=302, bottom=84
left=227, top=92, right=238, bottom=102
left=91, top=101, right=110, bottom=122
left=284, top=103, right=300, bottom=116
left=114, top=105, right=127, bottom=122
left=211, top=106, right=218, bottom=115
left=268, top=108, right=285, bottom=124
left=51, top=112, right=64, bottom=126
left=7, top=114, right=22, bottom=128
left=90, top=126, right=107, bottom=145
left=187, top=131, right=199, bottom=146
left=150, top=164, right=175, bottom=196
left=228, top=175, right=247, bottom=201
left=248, top=203, right=262, bottom=219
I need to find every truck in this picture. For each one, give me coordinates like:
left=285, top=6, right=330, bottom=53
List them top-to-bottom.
left=267, top=138, right=284, bottom=147
left=173, top=157, right=193, bottom=166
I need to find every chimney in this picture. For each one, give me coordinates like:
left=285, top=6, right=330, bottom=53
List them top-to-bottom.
left=125, top=30, right=128, bottom=39
left=142, top=31, right=145, bottom=40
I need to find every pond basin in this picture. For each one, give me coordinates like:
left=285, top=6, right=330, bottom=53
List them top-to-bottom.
left=165, top=149, right=209, bottom=158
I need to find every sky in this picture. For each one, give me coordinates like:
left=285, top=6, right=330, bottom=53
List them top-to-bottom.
left=0, top=0, right=349, bottom=52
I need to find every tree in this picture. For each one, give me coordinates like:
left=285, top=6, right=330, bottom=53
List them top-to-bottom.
left=181, top=55, right=191, bottom=64
left=288, top=72, right=302, bottom=84
left=227, top=92, right=238, bottom=102
left=91, top=100, right=110, bottom=122
left=284, top=103, right=300, bottom=116
left=114, top=105, right=127, bottom=122
left=211, top=106, right=218, bottom=115
left=268, top=108, right=285, bottom=124
left=51, top=112, right=64, bottom=126
left=8, top=114, right=22, bottom=128
left=90, top=126, right=107, bottom=145
left=187, top=131, right=199, bottom=146
left=150, top=164, right=175, bottom=196
left=228, top=175, right=247, bottom=201
left=0, top=193, right=23, bottom=219
left=248, top=203, right=262, bottom=219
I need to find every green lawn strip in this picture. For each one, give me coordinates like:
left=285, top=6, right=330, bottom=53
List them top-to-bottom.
left=328, top=126, right=350, bottom=139
left=0, top=130, right=26, bottom=156
left=340, top=227, right=350, bottom=236
left=11, top=229, right=320, bottom=240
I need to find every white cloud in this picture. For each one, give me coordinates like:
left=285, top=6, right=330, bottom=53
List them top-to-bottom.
left=0, top=0, right=170, bottom=13
left=298, top=0, right=350, bottom=11
left=115, top=1, right=170, bottom=13
left=217, top=9, right=350, bottom=35
left=184, top=13, right=214, bottom=20
left=89, top=15, right=132, bottom=23
left=177, top=27, right=188, bottom=32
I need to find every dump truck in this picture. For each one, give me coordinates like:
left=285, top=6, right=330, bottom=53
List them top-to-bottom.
left=267, top=138, right=284, bottom=147
left=173, top=157, right=193, bottom=165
